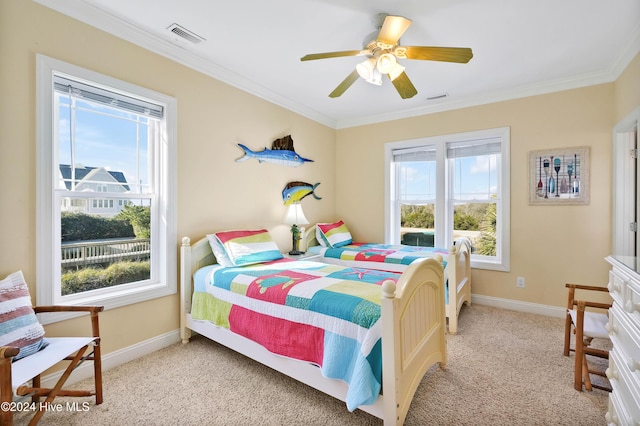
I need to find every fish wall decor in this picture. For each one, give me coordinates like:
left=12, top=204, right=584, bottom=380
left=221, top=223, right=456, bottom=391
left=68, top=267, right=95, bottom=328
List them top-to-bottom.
left=236, top=135, right=313, bottom=167
left=282, top=181, right=321, bottom=205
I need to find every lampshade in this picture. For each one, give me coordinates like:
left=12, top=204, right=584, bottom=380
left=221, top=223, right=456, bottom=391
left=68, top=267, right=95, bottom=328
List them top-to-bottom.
left=376, top=53, right=397, bottom=74
left=356, top=58, right=382, bottom=86
left=356, top=58, right=375, bottom=80
left=387, top=62, right=405, bottom=81
left=283, top=203, right=309, bottom=226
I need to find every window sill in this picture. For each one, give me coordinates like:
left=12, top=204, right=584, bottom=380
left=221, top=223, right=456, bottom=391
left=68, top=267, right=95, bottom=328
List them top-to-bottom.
left=38, top=281, right=176, bottom=325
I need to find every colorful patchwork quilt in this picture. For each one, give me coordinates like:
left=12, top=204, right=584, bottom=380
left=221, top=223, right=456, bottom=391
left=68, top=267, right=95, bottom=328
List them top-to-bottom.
left=314, top=243, right=449, bottom=267
left=190, top=259, right=401, bottom=411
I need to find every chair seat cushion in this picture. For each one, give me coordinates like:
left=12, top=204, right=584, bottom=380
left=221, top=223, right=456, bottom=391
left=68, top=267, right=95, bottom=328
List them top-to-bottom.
left=0, top=271, right=48, bottom=361
left=568, top=309, right=610, bottom=339
left=11, top=336, right=97, bottom=392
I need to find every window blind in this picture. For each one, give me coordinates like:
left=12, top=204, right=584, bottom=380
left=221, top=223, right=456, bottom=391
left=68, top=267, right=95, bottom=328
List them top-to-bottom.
left=53, top=75, right=164, bottom=119
left=446, top=137, right=502, bottom=158
left=392, top=146, right=437, bottom=162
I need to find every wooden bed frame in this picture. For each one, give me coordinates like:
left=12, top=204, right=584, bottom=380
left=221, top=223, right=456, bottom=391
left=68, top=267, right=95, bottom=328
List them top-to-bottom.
left=301, top=227, right=472, bottom=334
left=180, top=235, right=447, bottom=425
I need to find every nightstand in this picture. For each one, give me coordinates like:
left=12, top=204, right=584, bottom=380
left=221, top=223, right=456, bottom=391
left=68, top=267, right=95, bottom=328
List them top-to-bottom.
left=281, top=252, right=320, bottom=261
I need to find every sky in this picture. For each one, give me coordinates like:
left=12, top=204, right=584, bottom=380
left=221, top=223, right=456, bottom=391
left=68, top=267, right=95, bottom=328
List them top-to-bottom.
left=58, top=96, right=151, bottom=193
left=399, top=154, right=498, bottom=202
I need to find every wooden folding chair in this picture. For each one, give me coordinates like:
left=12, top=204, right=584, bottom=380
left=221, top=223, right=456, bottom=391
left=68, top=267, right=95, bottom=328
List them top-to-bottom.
left=563, top=283, right=611, bottom=392
left=0, top=305, right=103, bottom=426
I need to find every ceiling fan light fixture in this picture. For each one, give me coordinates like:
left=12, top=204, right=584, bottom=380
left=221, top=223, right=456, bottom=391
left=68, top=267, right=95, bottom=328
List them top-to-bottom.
left=376, top=53, right=397, bottom=74
left=356, top=58, right=381, bottom=85
left=356, top=58, right=375, bottom=79
left=387, top=63, right=405, bottom=81
left=369, top=69, right=382, bottom=85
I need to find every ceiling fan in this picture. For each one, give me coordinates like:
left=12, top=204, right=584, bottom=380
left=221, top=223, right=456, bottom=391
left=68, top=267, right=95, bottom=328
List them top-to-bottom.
left=300, top=14, right=473, bottom=99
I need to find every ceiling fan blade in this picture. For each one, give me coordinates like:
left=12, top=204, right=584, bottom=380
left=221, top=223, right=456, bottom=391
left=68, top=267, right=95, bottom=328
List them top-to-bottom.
left=377, top=15, right=412, bottom=46
left=399, top=46, right=473, bottom=63
left=300, top=50, right=363, bottom=61
left=329, top=70, right=360, bottom=98
left=390, top=71, right=418, bottom=99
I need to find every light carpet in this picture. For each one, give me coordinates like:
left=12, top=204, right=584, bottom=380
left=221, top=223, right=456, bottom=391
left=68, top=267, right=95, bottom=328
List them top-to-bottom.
left=14, top=304, right=610, bottom=425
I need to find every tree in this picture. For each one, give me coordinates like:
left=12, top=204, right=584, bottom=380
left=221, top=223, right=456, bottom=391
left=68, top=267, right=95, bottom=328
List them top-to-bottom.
left=475, top=203, right=496, bottom=256
left=401, top=204, right=434, bottom=228
left=116, top=205, right=151, bottom=238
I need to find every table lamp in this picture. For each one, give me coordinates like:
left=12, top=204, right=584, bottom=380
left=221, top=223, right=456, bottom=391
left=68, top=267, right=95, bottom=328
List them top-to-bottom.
left=283, top=202, right=309, bottom=255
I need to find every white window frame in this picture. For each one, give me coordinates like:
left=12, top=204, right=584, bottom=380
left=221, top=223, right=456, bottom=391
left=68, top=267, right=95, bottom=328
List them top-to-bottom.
left=36, top=54, right=177, bottom=322
left=385, top=127, right=510, bottom=271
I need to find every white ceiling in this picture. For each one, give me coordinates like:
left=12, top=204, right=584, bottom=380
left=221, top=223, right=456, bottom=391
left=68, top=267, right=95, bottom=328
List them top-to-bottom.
left=36, top=0, right=640, bottom=129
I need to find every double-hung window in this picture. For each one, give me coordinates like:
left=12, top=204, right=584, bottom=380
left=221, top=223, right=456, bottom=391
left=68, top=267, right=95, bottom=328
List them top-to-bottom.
left=36, top=55, right=177, bottom=319
left=385, top=127, right=510, bottom=271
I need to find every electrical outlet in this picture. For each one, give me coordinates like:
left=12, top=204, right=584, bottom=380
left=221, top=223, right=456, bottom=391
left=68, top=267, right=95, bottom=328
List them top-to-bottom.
left=516, top=277, right=525, bottom=288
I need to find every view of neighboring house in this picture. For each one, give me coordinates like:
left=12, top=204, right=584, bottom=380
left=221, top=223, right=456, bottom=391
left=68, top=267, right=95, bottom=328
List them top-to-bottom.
left=59, top=164, right=131, bottom=217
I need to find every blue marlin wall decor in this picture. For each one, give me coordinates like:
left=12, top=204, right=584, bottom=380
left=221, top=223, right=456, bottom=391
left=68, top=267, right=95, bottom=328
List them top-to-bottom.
left=236, top=135, right=313, bottom=167
left=282, top=181, right=321, bottom=205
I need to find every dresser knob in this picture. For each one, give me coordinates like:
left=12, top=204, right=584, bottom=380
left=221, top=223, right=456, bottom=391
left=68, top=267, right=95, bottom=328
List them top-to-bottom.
left=625, top=300, right=640, bottom=313
left=606, top=321, right=618, bottom=334
left=629, top=357, right=640, bottom=372
left=606, top=367, right=619, bottom=380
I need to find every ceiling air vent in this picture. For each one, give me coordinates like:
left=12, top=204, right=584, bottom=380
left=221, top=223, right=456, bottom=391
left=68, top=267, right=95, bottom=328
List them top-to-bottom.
left=167, top=23, right=205, bottom=45
left=426, top=93, right=449, bottom=101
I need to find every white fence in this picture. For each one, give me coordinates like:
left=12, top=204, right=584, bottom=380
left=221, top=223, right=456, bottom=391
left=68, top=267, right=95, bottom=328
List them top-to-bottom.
left=61, top=238, right=150, bottom=267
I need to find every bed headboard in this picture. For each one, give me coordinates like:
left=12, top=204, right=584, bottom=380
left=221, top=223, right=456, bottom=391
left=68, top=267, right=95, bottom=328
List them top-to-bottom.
left=302, top=225, right=319, bottom=250
left=180, top=235, right=217, bottom=342
left=182, top=236, right=216, bottom=272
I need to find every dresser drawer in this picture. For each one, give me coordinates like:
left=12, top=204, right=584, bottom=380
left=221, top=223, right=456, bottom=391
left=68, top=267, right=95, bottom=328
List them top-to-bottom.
left=609, top=269, right=628, bottom=307
left=625, top=280, right=640, bottom=328
left=609, top=303, right=640, bottom=388
left=609, top=305, right=640, bottom=386
left=607, top=349, right=640, bottom=425
left=607, top=389, right=639, bottom=426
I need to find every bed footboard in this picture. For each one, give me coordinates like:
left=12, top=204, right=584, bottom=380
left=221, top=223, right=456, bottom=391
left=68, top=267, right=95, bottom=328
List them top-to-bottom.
left=445, top=239, right=472, bottom=334
left=381, top=256, right=447, bottom=425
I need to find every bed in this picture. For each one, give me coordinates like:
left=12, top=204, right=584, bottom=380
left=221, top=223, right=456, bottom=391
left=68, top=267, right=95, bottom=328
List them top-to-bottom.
left=301, top=222, right=472, bottom=334
left=180, top=232, right=447, bottom=425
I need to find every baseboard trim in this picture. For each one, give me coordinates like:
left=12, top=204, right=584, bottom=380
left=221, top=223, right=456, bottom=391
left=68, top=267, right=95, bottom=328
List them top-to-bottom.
left=472, top=293, right=566, bottom=318
left=40, top=329, right=181, bottom=388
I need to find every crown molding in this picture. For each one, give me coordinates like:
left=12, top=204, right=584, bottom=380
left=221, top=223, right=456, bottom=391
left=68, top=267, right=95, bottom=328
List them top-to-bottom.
left=33, top=0, right=337, bottom=128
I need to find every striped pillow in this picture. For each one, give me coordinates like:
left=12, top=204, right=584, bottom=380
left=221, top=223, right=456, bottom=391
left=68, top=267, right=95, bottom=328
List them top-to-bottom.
left=317, top=220, right=353, bottom=248
left=215, top=229, right=283, bottom=266
left=206, top=234, right=235, bottom=267
left=0, top=271, right=48, bottom=361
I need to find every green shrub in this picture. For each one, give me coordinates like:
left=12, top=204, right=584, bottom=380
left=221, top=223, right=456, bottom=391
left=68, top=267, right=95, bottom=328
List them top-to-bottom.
left=61, top=212, right=134, bottom=242
left=61, top=261, right=150, bottom=295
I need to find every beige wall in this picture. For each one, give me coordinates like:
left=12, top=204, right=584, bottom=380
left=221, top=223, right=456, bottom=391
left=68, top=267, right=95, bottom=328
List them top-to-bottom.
left=0, top=0, right=638, bottom=357
left=0, top=0, right=335, bottom=354
left=614, top=53, right=640, bottom=122
left=336, top=55, right=639, bottom=308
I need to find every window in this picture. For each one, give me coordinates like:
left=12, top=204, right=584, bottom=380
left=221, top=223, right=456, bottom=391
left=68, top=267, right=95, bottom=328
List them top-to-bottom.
left=36, top=55, right=177, bottom=319
left=385, top=128, right=510, bottom=271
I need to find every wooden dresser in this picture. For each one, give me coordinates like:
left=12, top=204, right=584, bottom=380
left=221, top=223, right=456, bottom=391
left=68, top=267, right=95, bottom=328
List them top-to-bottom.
left=605, top=255, right=640, bottom=425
